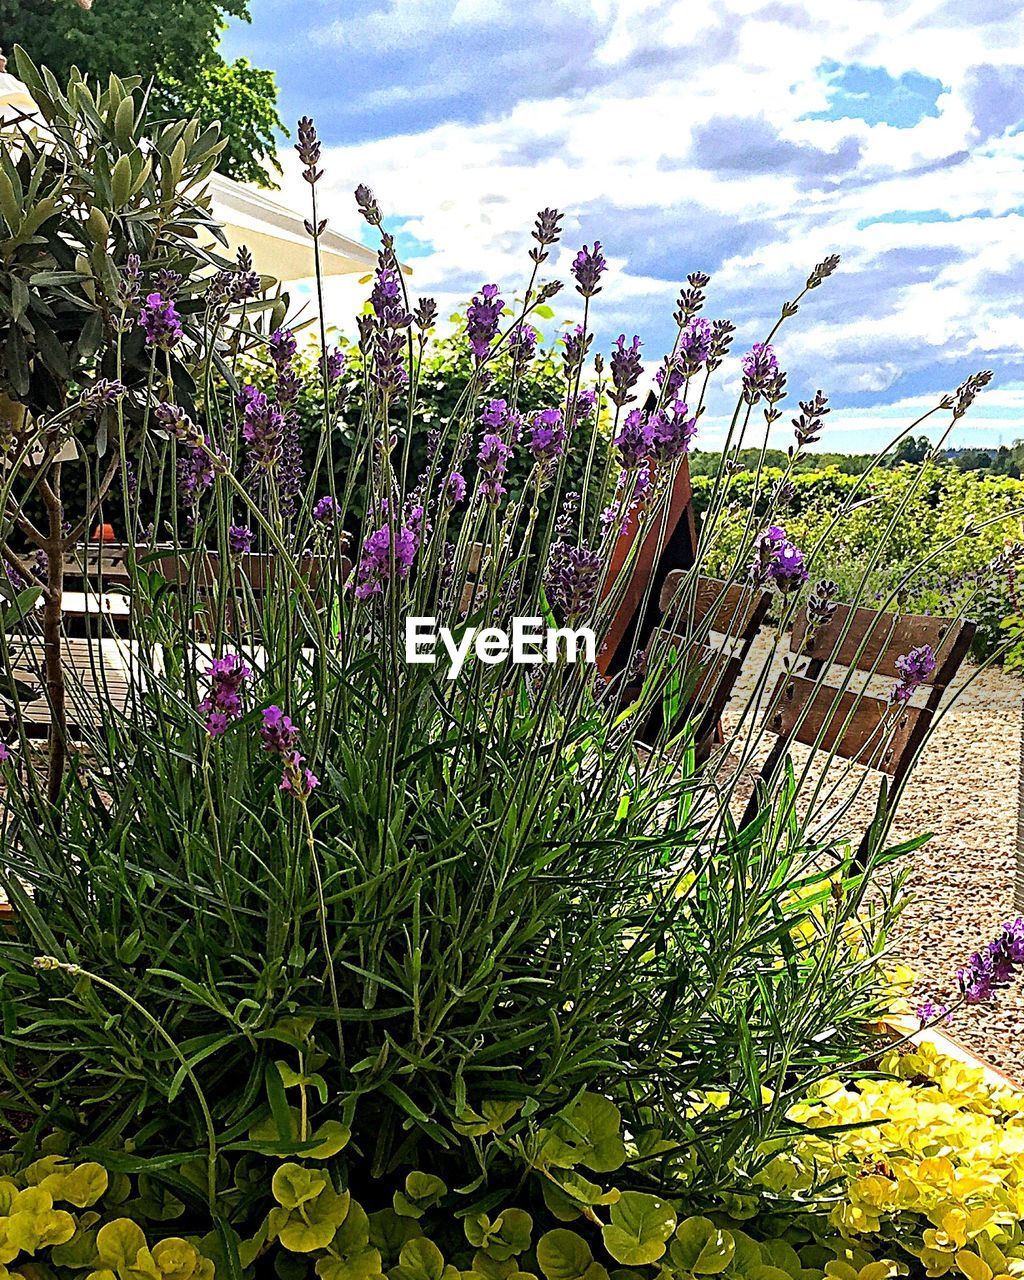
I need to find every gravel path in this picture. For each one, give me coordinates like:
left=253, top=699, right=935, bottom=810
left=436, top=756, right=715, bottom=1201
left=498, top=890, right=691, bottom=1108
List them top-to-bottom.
left=723, top=634, right=1024, bottom=1081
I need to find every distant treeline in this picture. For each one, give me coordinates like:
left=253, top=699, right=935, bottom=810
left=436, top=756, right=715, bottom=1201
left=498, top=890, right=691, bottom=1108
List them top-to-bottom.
left=689, top=435, right=1024, bottom=478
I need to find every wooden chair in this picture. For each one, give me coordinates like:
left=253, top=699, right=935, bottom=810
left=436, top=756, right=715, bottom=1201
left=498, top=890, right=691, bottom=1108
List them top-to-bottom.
left=628, top=570, right=771, bottom=752
left=740, top=601, right=976, bottom=856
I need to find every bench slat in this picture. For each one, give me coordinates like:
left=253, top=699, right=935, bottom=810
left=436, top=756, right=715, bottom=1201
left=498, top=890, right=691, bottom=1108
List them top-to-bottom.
left=791, top=605, right=975, bottom=681
left=766, top=672, right=931, bottom=775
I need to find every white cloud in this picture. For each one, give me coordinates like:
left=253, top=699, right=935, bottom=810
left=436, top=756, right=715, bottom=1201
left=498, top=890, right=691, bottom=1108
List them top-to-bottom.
left=275, top=0, right=1024, bottom=444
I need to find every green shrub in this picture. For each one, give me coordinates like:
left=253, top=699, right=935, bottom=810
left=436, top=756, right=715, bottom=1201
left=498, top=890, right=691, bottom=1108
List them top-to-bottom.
left=692, top=464, right=1024, bottom=660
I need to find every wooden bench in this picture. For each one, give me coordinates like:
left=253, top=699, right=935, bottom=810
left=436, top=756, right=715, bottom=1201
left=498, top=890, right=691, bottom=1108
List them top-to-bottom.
left=741, top=602, right=976, bottom=857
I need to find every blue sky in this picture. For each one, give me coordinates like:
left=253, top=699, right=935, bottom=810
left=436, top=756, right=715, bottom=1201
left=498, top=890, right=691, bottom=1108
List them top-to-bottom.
left=223, top=0, right=1024, bottom=453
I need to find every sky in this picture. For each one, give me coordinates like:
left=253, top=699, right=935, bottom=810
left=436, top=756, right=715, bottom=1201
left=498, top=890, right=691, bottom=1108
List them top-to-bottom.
left=221, top=0, right=1024, bottom=454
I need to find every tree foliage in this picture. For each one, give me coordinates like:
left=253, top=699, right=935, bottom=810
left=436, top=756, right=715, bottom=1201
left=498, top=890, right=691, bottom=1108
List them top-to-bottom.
left=0, top=0, right=284, bottom=186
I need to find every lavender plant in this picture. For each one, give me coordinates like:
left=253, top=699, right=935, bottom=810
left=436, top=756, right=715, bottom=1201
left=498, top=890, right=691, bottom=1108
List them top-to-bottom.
left=0, top=73, right=1008, bottom=1251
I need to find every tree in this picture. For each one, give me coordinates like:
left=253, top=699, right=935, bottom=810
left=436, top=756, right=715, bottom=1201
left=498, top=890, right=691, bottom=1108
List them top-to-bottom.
left=0, top=0, right=284, bottom=187
left=0, top=53, right=234, bottom=800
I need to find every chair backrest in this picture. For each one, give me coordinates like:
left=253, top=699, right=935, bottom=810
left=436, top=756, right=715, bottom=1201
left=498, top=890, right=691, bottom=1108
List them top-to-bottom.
left=62, top=542, right=135, bottom=584
left=659, top=571, right=771, bottom=642
left=636, top=572, right=771, bottom=748
left=791, top=603, right=975, bottom=694
left=768, top=604, right=976, bottom=781
left=763, top=671, right=931, bottom=776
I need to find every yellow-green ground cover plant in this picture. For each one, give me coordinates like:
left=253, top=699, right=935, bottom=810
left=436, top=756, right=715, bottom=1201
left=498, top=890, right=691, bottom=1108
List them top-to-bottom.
left=0, top=52, right=1021, bottom=1280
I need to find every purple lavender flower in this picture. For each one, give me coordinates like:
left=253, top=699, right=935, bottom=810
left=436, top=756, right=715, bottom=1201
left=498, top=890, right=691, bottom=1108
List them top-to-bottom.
left=296, top=117, right=323, bottom=185
left=354, top=183, right=382, bottom=225
left=532, top=207, right=563, bottom=255
left=571, top=242, right=607, bottom=298
left=232, top=247, right=261, bottom=301
left=118, top=254, right=142, bottom=308
left=371, top=266, right=410, bottom=329
left=150, top=269, right=179, bottom=299
left=467, top=284, right=503, bottom=361
left=138, top=292, right=183, bottom=350
left=413, top=298, right=438, bottom=332
left=677, top=317, right=713, bottom=375
left=508, top=323, right=538, bottom=367
left=562, top=324, right=591, bottom=375
left=269, top=328, right=297, bottom=371
left=373, top=328, right=408, bottom=391
left=609, top=334, right=643, bottom=407
left=741, top=342, right=779, bottom=404
left=326, top=348, right=346, bottom=382
left=656, top=356, right=686, bottom=402
left=276, top=368, right=302, bottom=408
left=71, top=379, right=126, bottom=423
left=235, top=384, right=262, bottom=416
left=571, top=389, right=598, bottom=423
left=793, top=390, right=830, bottom=448
left=242, top=391, right=285, bottom=470
left=479, top=398, right=522, bottom=443
left=649, top=400, right=697, bottom=463
left=154, top=403, right=204, bottom=449
left=528, top=408, right=566, bottom=465
left=613, top=408, right=654, bottom=469
left=278, top=424, right=305, bottom=519
left=477, top=432, right=514, bottom=505
left=178, top=442, right=216, bottom=506
left=633, top=462, right=653, bottom=505
left=442, top=472, right=467, bottom=506
left=313, top=495, right=337, bottom=523
left=353, top=520, right=419, bottom=599
left=229, top=525, right=254, bottom=555
left=751, top=525, right=787, bottom=580
left=752, top=525, right=807, bottom=592
left=545, top=541, right=603, bottom=621
left=772, top=541, right=808, bottom=593
left=3, top=560, right=27, bottom=591
left=805, top=579, right=840, bottom=633
left=891, top=644, right=937, bottom=704
left=199, top=654, right=250, bottom=737
left=260, top=705, right=300, bottom=754
left=260, top=706, right=318, bottom=798
left=0, top=742, right=12, bottom=762
left=280, top=751, right=319, bottom=797
left=1002, top=917, right=1024, bottom=963
left=955, top=918, right=1024, bottom=1005
left=986, top=937, right=1016, bottom=983
left=957, top=955, right=993, bottom=1003
left=916, top=1001, right=952, bottom=1025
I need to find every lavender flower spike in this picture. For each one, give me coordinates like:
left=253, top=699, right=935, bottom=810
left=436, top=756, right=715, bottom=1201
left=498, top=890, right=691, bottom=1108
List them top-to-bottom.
left=571, top=242, right=607, bottom=298
left=467, top=284, right=504, bottom=361
left=138, top=292, right=183, bottom=351
left=609, top=334, right=643, bottom=407
left=741, top=342, right=778, bottom=403
left=891, top=644, right=937, bottom=704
